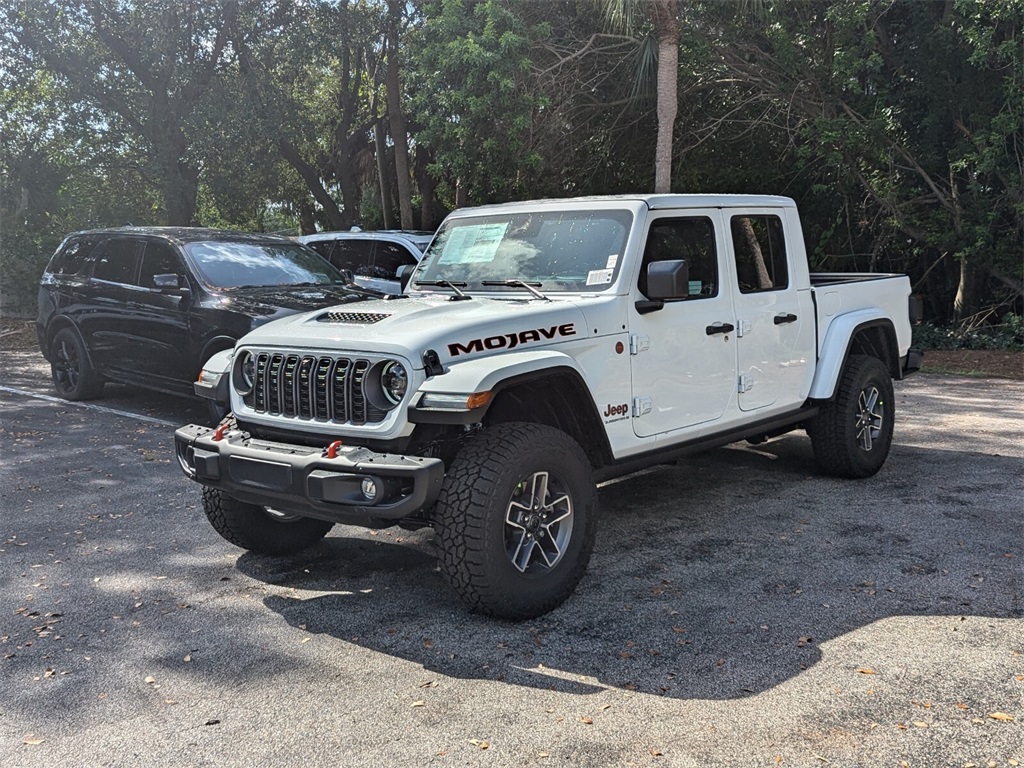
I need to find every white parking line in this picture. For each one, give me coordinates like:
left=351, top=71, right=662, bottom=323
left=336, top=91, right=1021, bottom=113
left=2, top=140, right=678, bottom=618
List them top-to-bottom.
left=0, top=385, right=179, bottom=427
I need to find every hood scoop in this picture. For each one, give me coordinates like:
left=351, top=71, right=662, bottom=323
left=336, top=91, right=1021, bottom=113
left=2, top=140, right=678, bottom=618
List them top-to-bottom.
left=316, top=310, right=393, bottom=325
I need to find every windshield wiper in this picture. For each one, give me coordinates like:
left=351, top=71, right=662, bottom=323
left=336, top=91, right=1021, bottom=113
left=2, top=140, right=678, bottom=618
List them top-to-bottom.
left=413, top=279, right=472, bottom=301
left=482, top=279, right=549, bottom=301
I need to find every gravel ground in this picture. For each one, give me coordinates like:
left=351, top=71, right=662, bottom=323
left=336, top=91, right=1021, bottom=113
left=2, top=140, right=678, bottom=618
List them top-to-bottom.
left=1, top=349, right=1021, bottom=768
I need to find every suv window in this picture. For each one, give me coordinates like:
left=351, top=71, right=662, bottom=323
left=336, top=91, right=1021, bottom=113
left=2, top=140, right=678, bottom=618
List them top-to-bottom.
left=730, top=215, right=788, bottom=293
left=639, top=217, right=718, bottom=299
left=49, top=236, right=101, bottom=275
left=92, top=238, right=140, bottom=284
left=138, top=241, right=183, bottom=288
left=368, top=242, right=417, bottom=278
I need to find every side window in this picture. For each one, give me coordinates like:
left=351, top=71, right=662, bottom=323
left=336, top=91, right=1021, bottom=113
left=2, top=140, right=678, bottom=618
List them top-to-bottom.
left=730, top=215, right=788, bottom=293
left=638, top=217, right=718, bottom=299
left=49, top=236, right=100, bottom=275
left=92, top=238, right=140, bottom=284
left=331, top=241, right=377, bottom=275
left=138, top=242, right=183, bottom=288
left=369, top=243, right=416, bottom=279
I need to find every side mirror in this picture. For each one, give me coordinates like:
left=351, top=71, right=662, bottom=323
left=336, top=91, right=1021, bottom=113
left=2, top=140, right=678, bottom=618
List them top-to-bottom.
left=646, top=260, right=690, bottom=300
left=396, top=264, right=416, bottom=292
left=153, top=270, right=190, bottom=294
left=153, top=273, right=181, bottom=290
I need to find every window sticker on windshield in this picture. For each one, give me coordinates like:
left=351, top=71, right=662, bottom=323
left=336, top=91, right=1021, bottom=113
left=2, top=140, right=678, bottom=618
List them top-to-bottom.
left=439, top=223, right=509, bottom=264
left=605, top=254, right=619, bottom=270
left=586, top=268, right=614, bottom=286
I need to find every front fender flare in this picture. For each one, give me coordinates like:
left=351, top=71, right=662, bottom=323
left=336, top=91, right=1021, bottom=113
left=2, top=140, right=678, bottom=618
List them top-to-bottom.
left=409, top=350, right=587, bottom=424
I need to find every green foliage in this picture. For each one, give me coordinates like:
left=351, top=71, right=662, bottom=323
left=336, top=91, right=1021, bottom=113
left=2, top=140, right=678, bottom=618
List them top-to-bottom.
left=2, top=0, right=1019, bottom=322
left=408, top=0, right=545, bottom=205
left=913, top=314, right=1024, bottom=351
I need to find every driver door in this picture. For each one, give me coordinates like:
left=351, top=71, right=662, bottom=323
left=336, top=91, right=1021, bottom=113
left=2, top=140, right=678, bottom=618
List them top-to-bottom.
left=629, top=211, right=737, bottom=438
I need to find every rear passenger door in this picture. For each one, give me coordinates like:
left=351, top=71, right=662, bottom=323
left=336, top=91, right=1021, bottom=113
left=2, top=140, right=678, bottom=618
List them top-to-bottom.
left=727, top=211, right=814, bottom=412
left=79, top=237, right=143, bottom=372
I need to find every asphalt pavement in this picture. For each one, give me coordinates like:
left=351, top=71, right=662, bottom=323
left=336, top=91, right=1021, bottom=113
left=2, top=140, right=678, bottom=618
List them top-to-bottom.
left=2, top=349, right=1021, bottom=767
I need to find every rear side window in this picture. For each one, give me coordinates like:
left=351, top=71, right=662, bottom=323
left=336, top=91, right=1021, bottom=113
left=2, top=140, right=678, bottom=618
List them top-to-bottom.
left=730, top=215, right=788, bottom=293
left=48, top=237, right=100, bottom=275
left=92, top=238, right=140, bottom=284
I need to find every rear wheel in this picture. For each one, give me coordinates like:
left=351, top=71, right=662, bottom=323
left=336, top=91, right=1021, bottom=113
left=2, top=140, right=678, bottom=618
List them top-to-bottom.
left=50, top=327, right=104, bottom=400
left=808, top=355, right=895, bottom=478
left=434, top=422, right=597, bottom=620
left=201, top=487, right=334, bottom=555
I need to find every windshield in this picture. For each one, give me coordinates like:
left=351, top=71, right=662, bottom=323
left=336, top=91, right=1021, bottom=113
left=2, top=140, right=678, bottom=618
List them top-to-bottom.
left=414, top=210, right=633, bottom=292
left=184, top=241, right=349, bottom=289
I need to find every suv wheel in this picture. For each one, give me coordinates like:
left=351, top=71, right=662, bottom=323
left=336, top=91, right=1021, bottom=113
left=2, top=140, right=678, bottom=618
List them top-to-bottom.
left=50, top=327, right=104, bottom=400
left=434, top=422, right=597, bottom=620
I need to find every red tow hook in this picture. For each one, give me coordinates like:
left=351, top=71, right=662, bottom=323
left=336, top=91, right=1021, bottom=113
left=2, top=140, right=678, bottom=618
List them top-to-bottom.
left=212, top=422, right=230, bottom=441
left=325, top=440, right=344, bottom=459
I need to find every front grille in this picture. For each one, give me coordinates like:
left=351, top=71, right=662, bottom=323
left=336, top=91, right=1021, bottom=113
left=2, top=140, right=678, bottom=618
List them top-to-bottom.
left=316, top=311, right=392, bottom=324
left=244, top=352, right=388, bottom=424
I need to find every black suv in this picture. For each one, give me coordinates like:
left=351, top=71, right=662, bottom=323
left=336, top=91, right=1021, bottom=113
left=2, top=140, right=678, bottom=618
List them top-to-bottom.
left=37, top=227, right=377, bottom=404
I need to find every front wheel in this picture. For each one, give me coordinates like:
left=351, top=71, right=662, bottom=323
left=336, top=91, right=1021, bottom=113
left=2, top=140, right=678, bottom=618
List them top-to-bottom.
left=808, top=355, right=895, bottom=478
left=434, top=423, right=597, bottom=620
left=201, top=487, right=334, bottom=555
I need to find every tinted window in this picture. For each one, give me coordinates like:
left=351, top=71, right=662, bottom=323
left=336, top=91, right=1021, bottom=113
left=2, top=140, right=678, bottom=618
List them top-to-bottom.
left=731, top=215, right=788, bottom=293
left=639, top=217, right=718, bottom=299
left=49, top=236, right=100, bottom=275
left=92, top=238, right=140, bottom=284
left=310, top=240, right=377, bottom=273
left=184, top=241, right=348, bottom=289
left=138, top=242, right=183, bottom=288
left=368, top=242, right=416, bottom=278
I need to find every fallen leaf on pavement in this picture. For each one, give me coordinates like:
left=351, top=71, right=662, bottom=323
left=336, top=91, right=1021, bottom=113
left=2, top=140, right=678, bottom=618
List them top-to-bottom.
left=856, top=668, right=877, bottom=675
left=987, top=712, right=1015, bottom=721
left=580, top=716, right=593, bottom=724
left=23, top=734, right=44, bottom=745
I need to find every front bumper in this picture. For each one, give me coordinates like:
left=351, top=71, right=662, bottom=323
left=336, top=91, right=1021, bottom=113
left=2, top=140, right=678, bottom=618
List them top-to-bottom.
left=174, top=423, right=444, bottom=527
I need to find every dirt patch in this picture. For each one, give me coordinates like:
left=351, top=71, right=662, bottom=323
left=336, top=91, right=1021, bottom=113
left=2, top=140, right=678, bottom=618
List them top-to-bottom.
left=1, top=318, right=38, bottom=352
left=922, top=349, right=1023, bottom=380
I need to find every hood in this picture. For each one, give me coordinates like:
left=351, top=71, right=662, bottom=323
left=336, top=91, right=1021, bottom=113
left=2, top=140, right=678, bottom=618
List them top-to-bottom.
left=215, top=284, right=376, bottom=319
left=238, top=294, right=590, bottom=366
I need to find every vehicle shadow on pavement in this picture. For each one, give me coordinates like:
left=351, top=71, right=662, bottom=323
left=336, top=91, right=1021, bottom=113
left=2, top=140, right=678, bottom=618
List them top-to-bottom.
left=247, top=433, right=1023, bottom=701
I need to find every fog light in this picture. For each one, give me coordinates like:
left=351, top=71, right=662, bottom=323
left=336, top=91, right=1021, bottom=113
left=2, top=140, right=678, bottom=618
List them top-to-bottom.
left=360, top=477, right=378, bottom=501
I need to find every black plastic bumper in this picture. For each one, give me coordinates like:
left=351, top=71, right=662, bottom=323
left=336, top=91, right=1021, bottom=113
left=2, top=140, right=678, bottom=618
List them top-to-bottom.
left=174, top=423, right=444, bottom=527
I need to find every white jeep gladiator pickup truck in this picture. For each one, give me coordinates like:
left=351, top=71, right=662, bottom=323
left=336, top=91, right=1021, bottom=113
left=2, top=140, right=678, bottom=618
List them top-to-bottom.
left=175, top=195, right=922, bottom=619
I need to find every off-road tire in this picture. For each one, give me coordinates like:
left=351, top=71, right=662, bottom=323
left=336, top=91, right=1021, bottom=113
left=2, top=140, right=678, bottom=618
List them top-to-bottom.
left=50, top=327, right=104, bottom=400
left=808, top=354, right=895, bottom=479
left=434, top=422, right=597, bottom=620
left=201, top=486, right=334, bottom=555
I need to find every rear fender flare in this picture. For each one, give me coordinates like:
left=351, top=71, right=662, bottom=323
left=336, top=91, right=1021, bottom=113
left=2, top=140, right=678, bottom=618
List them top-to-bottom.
left=809, top=310, right=896, bottom=400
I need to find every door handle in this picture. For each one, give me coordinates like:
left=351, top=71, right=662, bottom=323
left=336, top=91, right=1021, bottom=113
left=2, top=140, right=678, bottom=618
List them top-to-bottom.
left=773, top=313, right=798, bottom=325
left=706, top=322, right=735, bottom=335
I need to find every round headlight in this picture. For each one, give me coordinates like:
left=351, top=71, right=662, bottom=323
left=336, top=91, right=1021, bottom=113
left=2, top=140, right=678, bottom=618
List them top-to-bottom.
left=234, top=351, right=255, bottom=395
left=380, top=361, right=408, bottom=405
